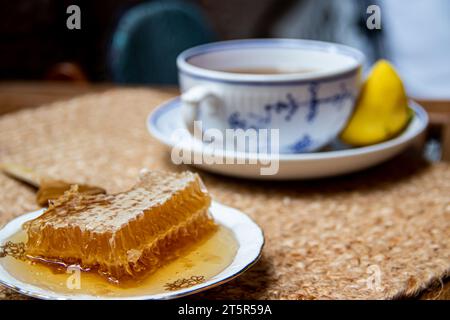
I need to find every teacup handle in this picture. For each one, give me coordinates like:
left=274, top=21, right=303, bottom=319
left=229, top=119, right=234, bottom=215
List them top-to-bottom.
left=181, top=85, right=219, bottom=134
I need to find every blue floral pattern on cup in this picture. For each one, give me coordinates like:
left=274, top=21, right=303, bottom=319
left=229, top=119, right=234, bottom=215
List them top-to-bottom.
left=225, top=82, right=354, bottom=153
left=227, top=82, right=353, bottom=129
left=288, top=135, right=313, bottom=153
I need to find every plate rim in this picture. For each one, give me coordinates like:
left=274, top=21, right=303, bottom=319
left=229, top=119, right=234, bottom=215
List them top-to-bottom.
left=147, top=97, right=428, bottom=162
left=0, top=201, right=264, bottom=300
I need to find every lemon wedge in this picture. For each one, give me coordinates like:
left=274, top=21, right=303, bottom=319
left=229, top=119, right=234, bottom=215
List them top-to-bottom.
left=340, top=60, right=412, bottom=146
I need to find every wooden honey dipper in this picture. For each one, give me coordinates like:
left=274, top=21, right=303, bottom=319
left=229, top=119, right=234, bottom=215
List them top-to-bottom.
left=0, top=163, right=106, bottom=207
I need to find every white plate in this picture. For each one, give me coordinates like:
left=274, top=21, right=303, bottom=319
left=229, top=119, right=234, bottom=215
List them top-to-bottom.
left=147, top=98, right=428, bottom=180
left=0, top=201, right=264, bottom=300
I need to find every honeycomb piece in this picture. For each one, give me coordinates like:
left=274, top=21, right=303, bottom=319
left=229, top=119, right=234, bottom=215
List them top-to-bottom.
left=23, top=171, right=216, bottom=283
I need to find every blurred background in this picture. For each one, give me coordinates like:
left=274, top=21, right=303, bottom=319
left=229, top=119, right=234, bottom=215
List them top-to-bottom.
left=0, top=0, right=449, bottom=96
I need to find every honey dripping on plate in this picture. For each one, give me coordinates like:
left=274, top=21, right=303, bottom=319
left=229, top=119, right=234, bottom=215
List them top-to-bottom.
left=0, top=226, right=238, bottom=297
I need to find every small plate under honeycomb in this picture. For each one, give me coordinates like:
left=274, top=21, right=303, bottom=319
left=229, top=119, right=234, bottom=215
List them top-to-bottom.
left=0, top=201, right=264, bottom=300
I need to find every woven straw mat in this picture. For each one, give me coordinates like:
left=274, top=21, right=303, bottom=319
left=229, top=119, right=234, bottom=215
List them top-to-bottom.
left=0, top=89, right=449, bottom=300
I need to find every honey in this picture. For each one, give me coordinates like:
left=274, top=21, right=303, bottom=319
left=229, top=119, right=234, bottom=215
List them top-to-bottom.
left=0, top=170, right=240, bottom=297
left=23, top=171, right=216, bottom=283
left=1, top=225, right=238, bottom=298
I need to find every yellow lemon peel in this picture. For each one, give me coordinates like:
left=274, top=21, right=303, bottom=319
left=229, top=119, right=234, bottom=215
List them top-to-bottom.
left=340, top=60, right=412, bottom=146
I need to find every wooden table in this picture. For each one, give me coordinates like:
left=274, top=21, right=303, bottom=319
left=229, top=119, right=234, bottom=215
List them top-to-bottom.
left=0, top=81, right=448, bottom=300
left=0, top=82, right=177, bottom=115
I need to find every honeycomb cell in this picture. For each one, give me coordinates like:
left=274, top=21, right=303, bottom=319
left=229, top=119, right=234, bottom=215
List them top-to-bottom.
left=23, top=171, right=216, bottom=283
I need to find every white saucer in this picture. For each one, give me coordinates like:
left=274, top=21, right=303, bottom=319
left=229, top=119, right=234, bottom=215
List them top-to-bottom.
left=147, top=98, right=428, bottom=180
left=0, top=201, right=264, bottom=300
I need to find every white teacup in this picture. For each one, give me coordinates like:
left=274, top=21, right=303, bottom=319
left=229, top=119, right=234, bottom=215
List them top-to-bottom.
left=177, top=39, right=364, bottom=153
